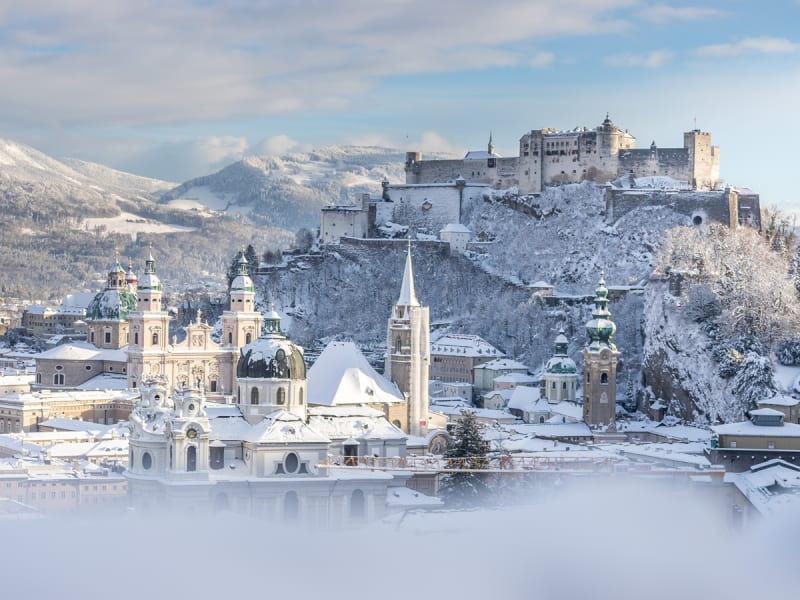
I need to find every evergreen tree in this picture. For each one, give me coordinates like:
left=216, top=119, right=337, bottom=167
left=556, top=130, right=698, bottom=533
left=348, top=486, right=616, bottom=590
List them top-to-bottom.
left=245, top=244, right=258, bottom=271
left=226, top=251, right=241, bottom=287
left=438, top=410, right=492, bottom=508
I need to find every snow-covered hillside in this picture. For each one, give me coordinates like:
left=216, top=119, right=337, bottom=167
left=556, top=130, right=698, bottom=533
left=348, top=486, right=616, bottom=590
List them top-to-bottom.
left=0, top=139, right=175, bottom=219
left=160, top=146, right=452, bottom=230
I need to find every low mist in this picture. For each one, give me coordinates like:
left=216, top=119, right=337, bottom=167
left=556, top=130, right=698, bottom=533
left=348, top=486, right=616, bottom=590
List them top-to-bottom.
left=1, top=477, right=797, bottom=599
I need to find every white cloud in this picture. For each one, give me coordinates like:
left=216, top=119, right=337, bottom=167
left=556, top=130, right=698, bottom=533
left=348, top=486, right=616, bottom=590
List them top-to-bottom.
left=0, top=1, right=635, bottom=129
left=638, top=4, right=724, bottom=22
left=696, top=37, right=800, bottom=57
left=605, top=50, right=674, bottom=68
left=529, top=51, right=556, bottom=67
left=414, top=131, right=465, bottom=155
left=343, top=133, right=398, bottom=148
left=249, top=134, right=305, bottom=156
left=124, top=136, right=249, bottom=181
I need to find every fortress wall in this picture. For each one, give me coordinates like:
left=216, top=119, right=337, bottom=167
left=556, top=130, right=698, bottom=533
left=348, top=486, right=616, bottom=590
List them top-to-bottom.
left=618, top=148, right=691, bottom=181
left=405, top=159, right=467, bottom=184
left=604, top=189, right=739, bottom=226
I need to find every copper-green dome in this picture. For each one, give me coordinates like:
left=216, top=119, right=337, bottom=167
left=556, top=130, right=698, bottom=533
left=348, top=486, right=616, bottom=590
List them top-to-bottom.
left=86, top=289, right=137, bottom=321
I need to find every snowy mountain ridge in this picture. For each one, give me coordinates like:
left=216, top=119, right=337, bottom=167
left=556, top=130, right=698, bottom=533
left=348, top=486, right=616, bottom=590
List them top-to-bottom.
left=160, top=145, right=455, bottom=230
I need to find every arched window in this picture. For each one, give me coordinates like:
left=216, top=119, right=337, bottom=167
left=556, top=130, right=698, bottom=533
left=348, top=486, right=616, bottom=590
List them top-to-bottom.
left=90, top=331, right=95, bottom=343
left=134, top=332, right=139, bottom=345
left=152, top=332, right=159, bottom=346
left=228, top=332, right=233, bottom=345
left=245, top=332, right=252, bottom=344
left=395, top=337, right=402, bottom=354
left=601, top=372, right=609, bottom=384
left=36, top=373, right=42, bottom=384
left=53, top=373, right=64, bottom=386
left=562, top=382, right=567, bottom=390
left=251, top=387, right=259, bottom=405
left=277, top=387, right=286, bottom=405
left=539, top=416, right=545, bottom=424
left=186, top=446, right=197, bottom=472
left=350, top=489, right=365, bottom=519
left=284, top=491, right=299, bottom=520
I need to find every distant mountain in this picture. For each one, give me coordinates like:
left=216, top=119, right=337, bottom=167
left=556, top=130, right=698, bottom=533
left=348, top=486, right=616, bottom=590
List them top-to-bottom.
left=0, top=139, right=176, bottom=220
left=160, top=146, right=452, bottom=231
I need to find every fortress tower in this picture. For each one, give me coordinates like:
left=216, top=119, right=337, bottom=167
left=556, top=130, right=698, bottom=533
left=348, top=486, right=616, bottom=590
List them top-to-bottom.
left=385, top=241, right=430, bottom=436
left=582, top=273, right=620, bottom=428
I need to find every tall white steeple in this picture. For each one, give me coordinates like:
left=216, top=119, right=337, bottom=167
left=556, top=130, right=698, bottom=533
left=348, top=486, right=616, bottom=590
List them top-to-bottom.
left=385, top=240, right=430, bottom=436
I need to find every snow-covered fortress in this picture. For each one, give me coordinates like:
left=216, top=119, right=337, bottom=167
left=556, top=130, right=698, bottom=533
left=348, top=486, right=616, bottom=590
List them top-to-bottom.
left=404, top=115, right=721, bottom=194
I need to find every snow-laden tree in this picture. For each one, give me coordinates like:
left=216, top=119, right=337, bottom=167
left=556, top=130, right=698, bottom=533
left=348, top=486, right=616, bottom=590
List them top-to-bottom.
left=657, top=224, right=800, bottom=349
left=777, top=338, right=800, bottom=366
left=731, top=352, right=776, bottom=412
left=439, top=410, right=492, bottom=508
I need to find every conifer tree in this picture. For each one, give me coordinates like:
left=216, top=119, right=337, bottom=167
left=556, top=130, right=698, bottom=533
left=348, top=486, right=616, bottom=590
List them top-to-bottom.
left=439, top=410, right=492, bottom=507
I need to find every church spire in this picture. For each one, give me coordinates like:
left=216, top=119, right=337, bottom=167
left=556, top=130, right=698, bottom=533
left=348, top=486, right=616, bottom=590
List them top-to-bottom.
left=488, top=131, right=494, bottom=155
left=397, top=238, right=420, bottom=307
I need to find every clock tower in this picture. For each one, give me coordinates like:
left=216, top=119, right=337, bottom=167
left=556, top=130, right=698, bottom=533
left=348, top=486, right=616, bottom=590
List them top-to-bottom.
left=582, top=273, right=620, bottom=428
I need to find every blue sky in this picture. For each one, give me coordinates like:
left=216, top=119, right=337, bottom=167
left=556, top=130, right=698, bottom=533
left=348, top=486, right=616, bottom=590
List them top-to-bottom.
left=1, top=1, right=799, bottom=207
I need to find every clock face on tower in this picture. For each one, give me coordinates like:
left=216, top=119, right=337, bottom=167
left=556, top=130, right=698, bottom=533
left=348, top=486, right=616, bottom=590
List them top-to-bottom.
left=186, top=427, right=198, bottom=439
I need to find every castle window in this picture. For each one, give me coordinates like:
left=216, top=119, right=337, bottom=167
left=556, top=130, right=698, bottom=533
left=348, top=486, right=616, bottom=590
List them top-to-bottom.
left=53, top=373, right=64, bottom=386
left=601, top=373, right=609, bottom=384
left=251, top=388, right=259, bottom=405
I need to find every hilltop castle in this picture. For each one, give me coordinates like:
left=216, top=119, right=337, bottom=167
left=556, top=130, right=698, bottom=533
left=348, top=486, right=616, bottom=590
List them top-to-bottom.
left=404, top=115, right=721, bottom=194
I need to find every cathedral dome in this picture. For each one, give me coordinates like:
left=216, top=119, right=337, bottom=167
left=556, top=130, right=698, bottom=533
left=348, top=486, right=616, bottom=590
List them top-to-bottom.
left=138, top=271, right=162, bottom=292
left=230, top=274, right=255, bottom=293
left=86, top=289, right=138, bottom=321
left=237, top=336, right=306, bottom=380
left=545, top=354, right=577, bottom=374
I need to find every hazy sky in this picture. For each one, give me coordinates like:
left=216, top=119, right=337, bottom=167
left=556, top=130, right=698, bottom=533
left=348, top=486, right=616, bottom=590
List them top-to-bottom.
left=1, top=1, right=799, bottom=206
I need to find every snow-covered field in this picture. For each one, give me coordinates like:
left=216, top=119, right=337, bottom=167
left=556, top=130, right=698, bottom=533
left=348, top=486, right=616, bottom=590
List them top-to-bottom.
left=82, top=211, right=197, bottom=238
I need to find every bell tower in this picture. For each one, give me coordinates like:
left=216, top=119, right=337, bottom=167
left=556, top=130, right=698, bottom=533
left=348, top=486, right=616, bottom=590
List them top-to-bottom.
left=385, top=240, right=430, bottom=436
left=221, top=250, right=262, bottom=350
left=582, top=272, right=620, bottom=428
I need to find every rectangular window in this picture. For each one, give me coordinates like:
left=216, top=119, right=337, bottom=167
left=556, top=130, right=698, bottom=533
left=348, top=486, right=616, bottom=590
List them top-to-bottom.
left=104, top=332, right=111, bottom=344
left=730, top=441, right=737, bottom=448
left=768, top=442, right=775, bottom=449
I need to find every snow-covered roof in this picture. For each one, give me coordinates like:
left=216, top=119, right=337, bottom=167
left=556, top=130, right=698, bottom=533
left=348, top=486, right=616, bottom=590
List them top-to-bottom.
left=440, top=223, right=471, bottom=234
left=430, top=334, right=503, bottom=358
left=307, top=341, right=403, bottom=406
left=36, top=342, right=101, bottom=361
left=94, top=348, right=128, bottom=362
left=476, top=358, right=529, bottom=372
left=75, top=373, right=128, bottom=390
left=493, top=373, right=536, bottom=384
left=508, top=386, right=540, bottom=410
left=759, top=395, right=800, bottom=407
left=307, top=406, right=406, bottom=441
left=750, top=408, right=785, bottom=417
left=245, top=410, right=329, bottom=445
left=38, top=418, right=115, bottom=433
left=712, top=420, right=800, bottom=437
left=509, top=422, right=593, bottom=439
left=727, top=459, right=800, bottom=516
